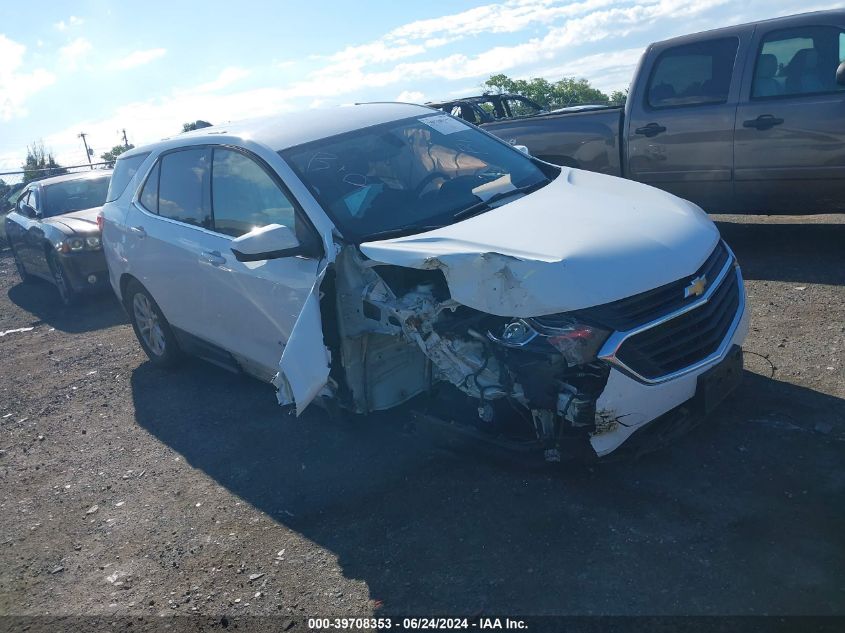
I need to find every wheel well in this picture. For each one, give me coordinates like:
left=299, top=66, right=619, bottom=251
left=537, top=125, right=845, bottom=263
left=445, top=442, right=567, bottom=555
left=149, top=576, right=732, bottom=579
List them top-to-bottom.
left=119, top=273, right=139, bottom=308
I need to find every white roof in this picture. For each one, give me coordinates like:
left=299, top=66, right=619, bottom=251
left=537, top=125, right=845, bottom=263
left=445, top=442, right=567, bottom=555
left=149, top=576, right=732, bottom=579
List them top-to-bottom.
left=124, top=103, right=437, bottom=158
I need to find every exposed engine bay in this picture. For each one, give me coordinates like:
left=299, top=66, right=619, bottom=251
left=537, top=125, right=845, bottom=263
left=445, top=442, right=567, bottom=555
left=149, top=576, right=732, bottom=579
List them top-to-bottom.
left=313, top=247, right=619, bottom=461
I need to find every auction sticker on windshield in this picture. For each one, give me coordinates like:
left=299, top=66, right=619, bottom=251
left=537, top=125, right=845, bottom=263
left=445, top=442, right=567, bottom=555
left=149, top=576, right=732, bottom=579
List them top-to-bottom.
left=420, top=114, right=469, bottom=135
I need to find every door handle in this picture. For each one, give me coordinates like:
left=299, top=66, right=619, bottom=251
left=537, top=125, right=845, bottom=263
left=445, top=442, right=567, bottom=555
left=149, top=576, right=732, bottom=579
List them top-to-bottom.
left=743, top=114, right=784, bottom=130
left=635, top=123, right=667, bottom=137
left=130, top=225, right=147, bottom=238
left=200, top=250, right=226, bottom=266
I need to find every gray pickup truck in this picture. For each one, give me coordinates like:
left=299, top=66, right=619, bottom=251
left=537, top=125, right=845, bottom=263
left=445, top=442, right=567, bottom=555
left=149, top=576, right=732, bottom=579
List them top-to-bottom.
left=476, top=10, right=845, bottom=214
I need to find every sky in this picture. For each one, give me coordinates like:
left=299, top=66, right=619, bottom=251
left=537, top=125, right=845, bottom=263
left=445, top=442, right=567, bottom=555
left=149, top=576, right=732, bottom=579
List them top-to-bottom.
left=0, top=0, right=838, bottom=178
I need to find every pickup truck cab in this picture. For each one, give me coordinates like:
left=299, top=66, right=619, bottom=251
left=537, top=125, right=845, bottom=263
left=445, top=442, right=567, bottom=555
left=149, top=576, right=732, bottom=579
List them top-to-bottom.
left=480, top=9, right=845, bottom=214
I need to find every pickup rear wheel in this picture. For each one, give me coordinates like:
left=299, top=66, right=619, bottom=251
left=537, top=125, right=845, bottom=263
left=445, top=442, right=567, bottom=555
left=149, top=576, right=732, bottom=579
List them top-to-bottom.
left=125, top=280, right=181, bottom=367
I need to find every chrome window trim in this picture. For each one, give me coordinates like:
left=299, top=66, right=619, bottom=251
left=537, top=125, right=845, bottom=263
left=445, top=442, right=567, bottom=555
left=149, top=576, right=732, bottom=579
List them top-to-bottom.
left=597, top=242, right=745, bottom=385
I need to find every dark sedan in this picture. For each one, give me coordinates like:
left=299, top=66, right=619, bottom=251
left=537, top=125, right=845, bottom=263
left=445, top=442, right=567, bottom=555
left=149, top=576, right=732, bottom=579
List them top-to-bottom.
left=5, top=170, right=112, bottom=305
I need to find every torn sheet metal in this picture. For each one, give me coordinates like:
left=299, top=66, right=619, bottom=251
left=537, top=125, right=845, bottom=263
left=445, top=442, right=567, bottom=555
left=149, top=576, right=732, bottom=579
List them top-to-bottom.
left=360, top=169, right=719, bottom=317
left=273, top=270, right=331, bottom=416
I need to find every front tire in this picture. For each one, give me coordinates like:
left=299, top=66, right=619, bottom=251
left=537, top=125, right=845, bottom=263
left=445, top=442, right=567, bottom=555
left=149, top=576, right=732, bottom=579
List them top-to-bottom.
left=47, top=250, right=76, bottom=305
left=125, top=280, right=181, bottom=367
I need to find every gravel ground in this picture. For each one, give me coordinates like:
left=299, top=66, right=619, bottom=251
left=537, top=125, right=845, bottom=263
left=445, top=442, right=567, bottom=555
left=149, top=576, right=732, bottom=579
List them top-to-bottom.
left=0, top=214, right=843, bottom=621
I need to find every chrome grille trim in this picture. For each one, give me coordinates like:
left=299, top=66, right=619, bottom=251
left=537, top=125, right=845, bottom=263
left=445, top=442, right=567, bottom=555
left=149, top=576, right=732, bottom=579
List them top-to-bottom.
left=597, top=244, right=745, bottom=385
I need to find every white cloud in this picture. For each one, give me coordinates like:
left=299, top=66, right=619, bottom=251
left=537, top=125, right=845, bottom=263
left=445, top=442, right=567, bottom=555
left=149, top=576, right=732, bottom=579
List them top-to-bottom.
left=54, top=15, right=83, bottom=31
left=0, top=35, right=56, bottom=121
left=59, top=37, right=93, bottom=71
left=109, top=48, right=166, bottom=70
left=190, top=67, right=251, bottom=93
left=396, top=90, right=426, bottom=103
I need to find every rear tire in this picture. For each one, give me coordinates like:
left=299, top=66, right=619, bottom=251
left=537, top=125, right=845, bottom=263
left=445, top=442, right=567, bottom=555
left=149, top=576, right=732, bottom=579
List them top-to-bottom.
left=10, top=244, right=33, bottom=284
left=47, top=250, right=76, bottom=305
left=125, top=280, right=181, bottom=367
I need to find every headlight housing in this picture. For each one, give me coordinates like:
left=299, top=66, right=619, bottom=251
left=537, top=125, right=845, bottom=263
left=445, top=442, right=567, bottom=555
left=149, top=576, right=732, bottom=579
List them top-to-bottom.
left=56, top=235, right=102, bottom=253
left=66, top=237, right=85, bottom=252
left=489, top=315, right=611, bottom=367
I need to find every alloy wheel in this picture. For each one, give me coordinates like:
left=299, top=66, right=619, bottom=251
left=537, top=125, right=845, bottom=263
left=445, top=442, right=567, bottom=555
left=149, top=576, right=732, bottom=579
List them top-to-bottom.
left=132, top=293, right=166, bottom=356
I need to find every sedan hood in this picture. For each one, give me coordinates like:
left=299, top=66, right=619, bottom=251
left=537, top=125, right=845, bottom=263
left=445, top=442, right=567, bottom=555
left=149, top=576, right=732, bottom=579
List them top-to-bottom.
left=360, top=168, right=720, bottom=317
left=43, top=206, right=102, bottom=235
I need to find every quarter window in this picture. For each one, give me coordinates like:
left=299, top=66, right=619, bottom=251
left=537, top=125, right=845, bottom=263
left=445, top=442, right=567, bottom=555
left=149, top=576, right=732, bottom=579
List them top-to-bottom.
left=752, top=26, right=845, bottom=99
left=648, top=38, right=739, bottom=108
left=157, top=149, right=211, bottom=227
left=210, top=149, right=297, bottom=238
left=139, top=162, right=159, bottom=213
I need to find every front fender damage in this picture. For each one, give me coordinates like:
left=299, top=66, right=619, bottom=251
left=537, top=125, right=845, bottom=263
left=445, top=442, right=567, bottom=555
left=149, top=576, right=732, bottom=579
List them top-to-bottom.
left=272, top=245, right=665, bottom=461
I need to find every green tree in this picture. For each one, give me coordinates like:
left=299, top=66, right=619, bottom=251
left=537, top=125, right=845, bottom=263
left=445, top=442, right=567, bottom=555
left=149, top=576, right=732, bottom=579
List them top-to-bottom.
left=484, top=74, right=610, bottom=109
left=609, top=89, right=628, bottom=105
left=181, top=120, right=212, bottom=132
left=22, top=141, right=67, bottom=184
left=101, top=144, right=135, bottom=165
left=0, top=178, right=9, bottom=201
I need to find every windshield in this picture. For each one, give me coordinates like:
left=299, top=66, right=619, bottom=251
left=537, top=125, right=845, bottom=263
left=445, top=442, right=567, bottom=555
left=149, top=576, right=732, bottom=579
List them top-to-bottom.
left=281, top=114, right=553, bottom=242
left=42, top=176, right=110, bottom=218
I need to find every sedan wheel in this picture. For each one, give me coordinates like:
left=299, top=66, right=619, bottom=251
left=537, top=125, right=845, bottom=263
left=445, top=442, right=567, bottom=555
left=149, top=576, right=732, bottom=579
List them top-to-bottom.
left=47, top=251, right=75, bottom=305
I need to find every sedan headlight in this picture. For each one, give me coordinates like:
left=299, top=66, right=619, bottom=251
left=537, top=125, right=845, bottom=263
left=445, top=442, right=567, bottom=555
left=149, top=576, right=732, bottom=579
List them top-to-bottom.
left=85, top=236, right=101, bottom=249
left=66, top=237, right=85, bottom=252
left=489, top=316, right=611, bottom=367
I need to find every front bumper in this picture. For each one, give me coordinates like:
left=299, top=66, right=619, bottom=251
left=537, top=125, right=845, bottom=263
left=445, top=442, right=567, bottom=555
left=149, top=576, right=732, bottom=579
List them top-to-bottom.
left=57, top=250, right=110, bottom=294
left=589, top=297, right=750, bottom=457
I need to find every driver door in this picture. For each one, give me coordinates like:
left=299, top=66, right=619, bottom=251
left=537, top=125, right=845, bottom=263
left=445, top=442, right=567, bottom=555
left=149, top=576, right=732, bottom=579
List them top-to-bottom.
left=196, top=146, right=323, bottom=380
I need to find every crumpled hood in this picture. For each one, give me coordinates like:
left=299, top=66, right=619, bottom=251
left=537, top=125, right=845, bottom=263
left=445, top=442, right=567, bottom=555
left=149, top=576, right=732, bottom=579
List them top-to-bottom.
left=360, top=168, right=720, bottom=317
left=43, top=206, right=102, bottom=235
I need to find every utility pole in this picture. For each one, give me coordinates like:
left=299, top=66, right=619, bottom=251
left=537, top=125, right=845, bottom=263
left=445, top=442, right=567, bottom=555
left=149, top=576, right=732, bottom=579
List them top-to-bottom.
left=121, top=129, right=130, bottom=149
left=78, top=133, right=93, bottom=169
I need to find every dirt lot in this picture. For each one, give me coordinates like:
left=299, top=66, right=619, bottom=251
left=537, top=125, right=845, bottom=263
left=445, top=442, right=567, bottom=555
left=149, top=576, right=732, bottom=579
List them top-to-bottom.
left=0, top=214, right=843, bottom=620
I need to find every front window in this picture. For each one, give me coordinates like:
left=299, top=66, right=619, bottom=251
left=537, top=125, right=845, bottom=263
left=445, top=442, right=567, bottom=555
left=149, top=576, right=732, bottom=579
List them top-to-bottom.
left=648, top=38, right=739, bottom=108
left=281, top=114, right=554, bottom=242
left=41, top=176, right=110, bottom=217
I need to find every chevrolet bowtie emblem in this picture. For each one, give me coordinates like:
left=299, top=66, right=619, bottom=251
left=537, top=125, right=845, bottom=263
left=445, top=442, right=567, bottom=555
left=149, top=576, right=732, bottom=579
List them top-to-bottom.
left=684, top=275, right=707, bottom=299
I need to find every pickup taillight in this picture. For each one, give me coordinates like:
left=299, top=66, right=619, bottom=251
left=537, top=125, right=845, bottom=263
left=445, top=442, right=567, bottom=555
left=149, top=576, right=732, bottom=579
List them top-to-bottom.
left=96, top=213, right=104, bottom=233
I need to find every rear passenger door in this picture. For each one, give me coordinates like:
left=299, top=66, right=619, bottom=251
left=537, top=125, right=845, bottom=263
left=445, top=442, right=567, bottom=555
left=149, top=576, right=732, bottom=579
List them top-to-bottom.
left=734, top=22, right=845, bottom=213
left=626, top=35, right=745, bottom=211
left=126, top=147, right=212, bottom=335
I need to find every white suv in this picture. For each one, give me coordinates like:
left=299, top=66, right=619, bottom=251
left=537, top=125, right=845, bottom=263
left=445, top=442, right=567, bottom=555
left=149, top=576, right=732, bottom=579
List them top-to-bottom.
left=101, top=103, right=748, bottom=460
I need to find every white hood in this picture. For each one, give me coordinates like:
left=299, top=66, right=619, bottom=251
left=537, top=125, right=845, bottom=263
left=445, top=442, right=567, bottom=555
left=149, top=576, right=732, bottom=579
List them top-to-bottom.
left=359, top=168, right=720, bottom=318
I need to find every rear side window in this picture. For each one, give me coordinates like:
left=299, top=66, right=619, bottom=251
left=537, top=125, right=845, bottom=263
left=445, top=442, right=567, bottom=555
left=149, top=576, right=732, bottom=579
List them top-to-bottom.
left=752, top=26, right=845, bottom=99
left=648, top=38, right=739, bottom=108
left=210, top=148, right=297, bottom=237
left=156, top=149, right=211, bottom=227
left=106, top=152, right=150, bottom=202
left=139, top=162, right=159, bottom=213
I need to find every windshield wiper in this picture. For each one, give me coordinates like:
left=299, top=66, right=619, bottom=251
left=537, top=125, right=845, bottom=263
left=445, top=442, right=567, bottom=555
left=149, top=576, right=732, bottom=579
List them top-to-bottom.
left=451, top=178, right=550, bottom=222
left=361, top=225, right=445, bottom=242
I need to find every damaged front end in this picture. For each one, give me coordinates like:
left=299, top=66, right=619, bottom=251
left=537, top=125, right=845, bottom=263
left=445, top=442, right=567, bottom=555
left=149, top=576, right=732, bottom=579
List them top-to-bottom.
left=281, top=247, right=622, bottom=462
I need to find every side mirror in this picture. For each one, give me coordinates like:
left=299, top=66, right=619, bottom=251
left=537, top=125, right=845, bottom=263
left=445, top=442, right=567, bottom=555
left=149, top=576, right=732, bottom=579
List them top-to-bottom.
left=837, top=61, right=845, bottom=86
left=513, top=144, right=531, bottom=156
left=19, top=201, right=37, bottom=218
left=230, top=223, right=303, bottom=262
